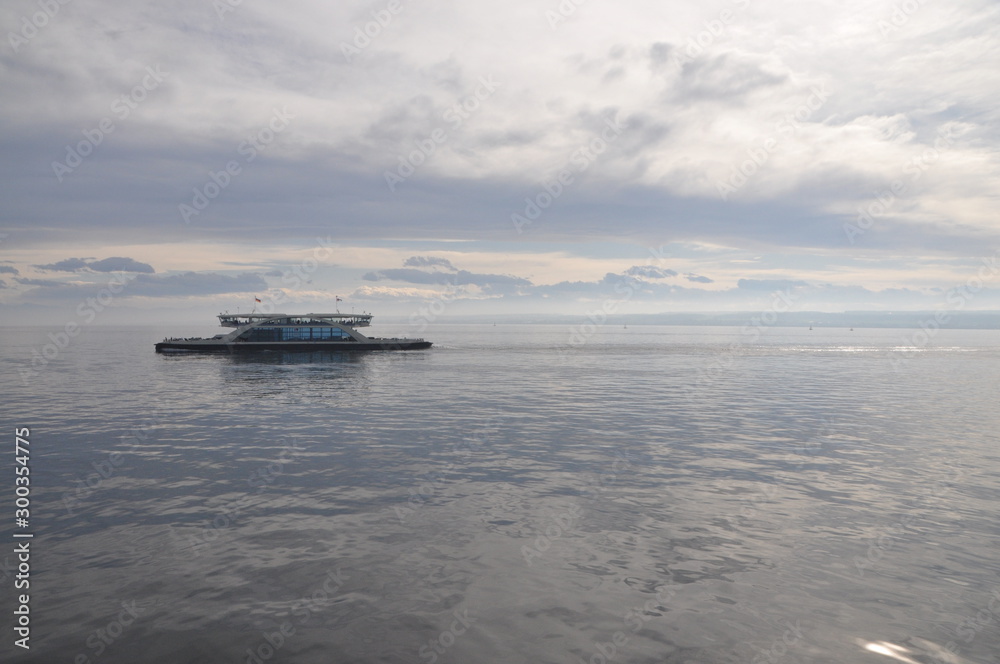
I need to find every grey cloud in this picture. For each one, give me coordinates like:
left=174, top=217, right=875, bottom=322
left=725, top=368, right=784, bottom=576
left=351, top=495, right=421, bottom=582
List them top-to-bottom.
left=649, top=42, right=674, bottom=68
left=677, top=53, right=788, bottom=102
left=420, top=56, right=465, bottom=94
left=363, top=94, right=439, bottom=145
left=34, top=256, right=154, bottom=273
left=402, top=256, right=457, bottom=271
left=87, top=257, right=155, bottom=273
left=364, top=257, right=531, bottom=295
left=35, top=258, right=92, bottom=272
left=0, top=265, right=19, bottom=275
left=625, top=265, right=677, bottom=279
left=364, top=268, right=530, bottom=290
left=363, top=269, right=448, bottom=284
left=23, top=271, right=267, bottom=299
left=123, top=272, right=266, bottom=297
left=685, top=273, right=714, bottom=284
left=16, top=277, right=63, bottom=287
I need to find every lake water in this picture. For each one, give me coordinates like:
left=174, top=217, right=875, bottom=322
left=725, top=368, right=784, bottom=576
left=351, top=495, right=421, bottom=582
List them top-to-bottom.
left=2, top=324, right=999, bottom=664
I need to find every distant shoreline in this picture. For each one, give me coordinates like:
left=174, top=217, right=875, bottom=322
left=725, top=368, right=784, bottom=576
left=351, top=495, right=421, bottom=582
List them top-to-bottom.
left=377, top=311, right=1000, bottom=329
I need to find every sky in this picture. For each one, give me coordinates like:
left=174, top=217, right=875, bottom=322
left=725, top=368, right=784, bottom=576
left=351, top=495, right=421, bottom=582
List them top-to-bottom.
left=2, top=0, right=1000, bottom=326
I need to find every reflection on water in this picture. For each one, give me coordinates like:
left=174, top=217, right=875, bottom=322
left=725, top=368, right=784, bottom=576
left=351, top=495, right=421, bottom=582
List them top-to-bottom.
left=2, top=325, right=999, bottom=664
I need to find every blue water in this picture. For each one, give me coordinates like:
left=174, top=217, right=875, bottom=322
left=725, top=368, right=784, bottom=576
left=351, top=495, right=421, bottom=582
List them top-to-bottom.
left=2, top=324, right=999, bottom=663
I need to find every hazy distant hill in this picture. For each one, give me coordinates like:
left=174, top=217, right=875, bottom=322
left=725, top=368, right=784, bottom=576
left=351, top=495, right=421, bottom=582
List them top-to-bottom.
left=384, top=311, right=1000, bottom=329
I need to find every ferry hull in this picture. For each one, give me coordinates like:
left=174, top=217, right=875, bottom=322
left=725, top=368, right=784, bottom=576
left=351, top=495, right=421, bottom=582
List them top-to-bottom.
left=155, top=340, right=432, bottom=353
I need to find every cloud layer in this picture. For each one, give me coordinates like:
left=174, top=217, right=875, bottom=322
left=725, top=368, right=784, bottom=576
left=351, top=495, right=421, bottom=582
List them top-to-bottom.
left=2, top=0, right=999, bottom=320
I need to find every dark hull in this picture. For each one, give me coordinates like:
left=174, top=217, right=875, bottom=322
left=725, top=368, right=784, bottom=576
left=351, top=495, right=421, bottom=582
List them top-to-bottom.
left=155, top=340, right=432, bottom=353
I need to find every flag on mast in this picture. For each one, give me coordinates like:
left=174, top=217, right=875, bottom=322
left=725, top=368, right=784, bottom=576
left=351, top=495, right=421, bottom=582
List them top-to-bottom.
left=255, top=297, right=262, bottom=303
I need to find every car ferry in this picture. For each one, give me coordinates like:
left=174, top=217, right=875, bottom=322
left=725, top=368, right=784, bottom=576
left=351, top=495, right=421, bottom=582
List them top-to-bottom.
left=155, top=312, right=432, bottom=353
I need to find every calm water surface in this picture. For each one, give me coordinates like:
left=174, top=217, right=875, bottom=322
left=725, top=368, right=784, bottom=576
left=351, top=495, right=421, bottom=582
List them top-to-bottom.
left=2, top=324, right=999, bottom=663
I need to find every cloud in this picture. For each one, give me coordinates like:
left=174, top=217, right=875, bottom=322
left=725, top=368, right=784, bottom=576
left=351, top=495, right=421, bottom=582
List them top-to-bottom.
left=2, top=0, right=999, bottom=319
left=676, top=52, right=788, bottom=103
left=402, top=256, right=457, bottom=271
left=34, top=257, right=155, bottom=273
left=89, top=257, right=155, bottom=273
left=35, top=258, right=92, bottom=272
left=363, top=259, right=531, bottom=293
left=0, top=265, right=18, bottom=275
left=624, top=265, right=678, bottom=279
left=21, top=271, right=267, bottom=300
left=124, top=272, right=266, bottom=297
left=15, top=278, right=63, bottom=287
left=352, top=285, right=444, bottom=300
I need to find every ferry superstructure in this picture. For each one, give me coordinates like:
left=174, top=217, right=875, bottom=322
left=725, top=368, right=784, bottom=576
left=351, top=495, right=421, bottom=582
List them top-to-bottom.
left=154, top=312, right=431, bottom=353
